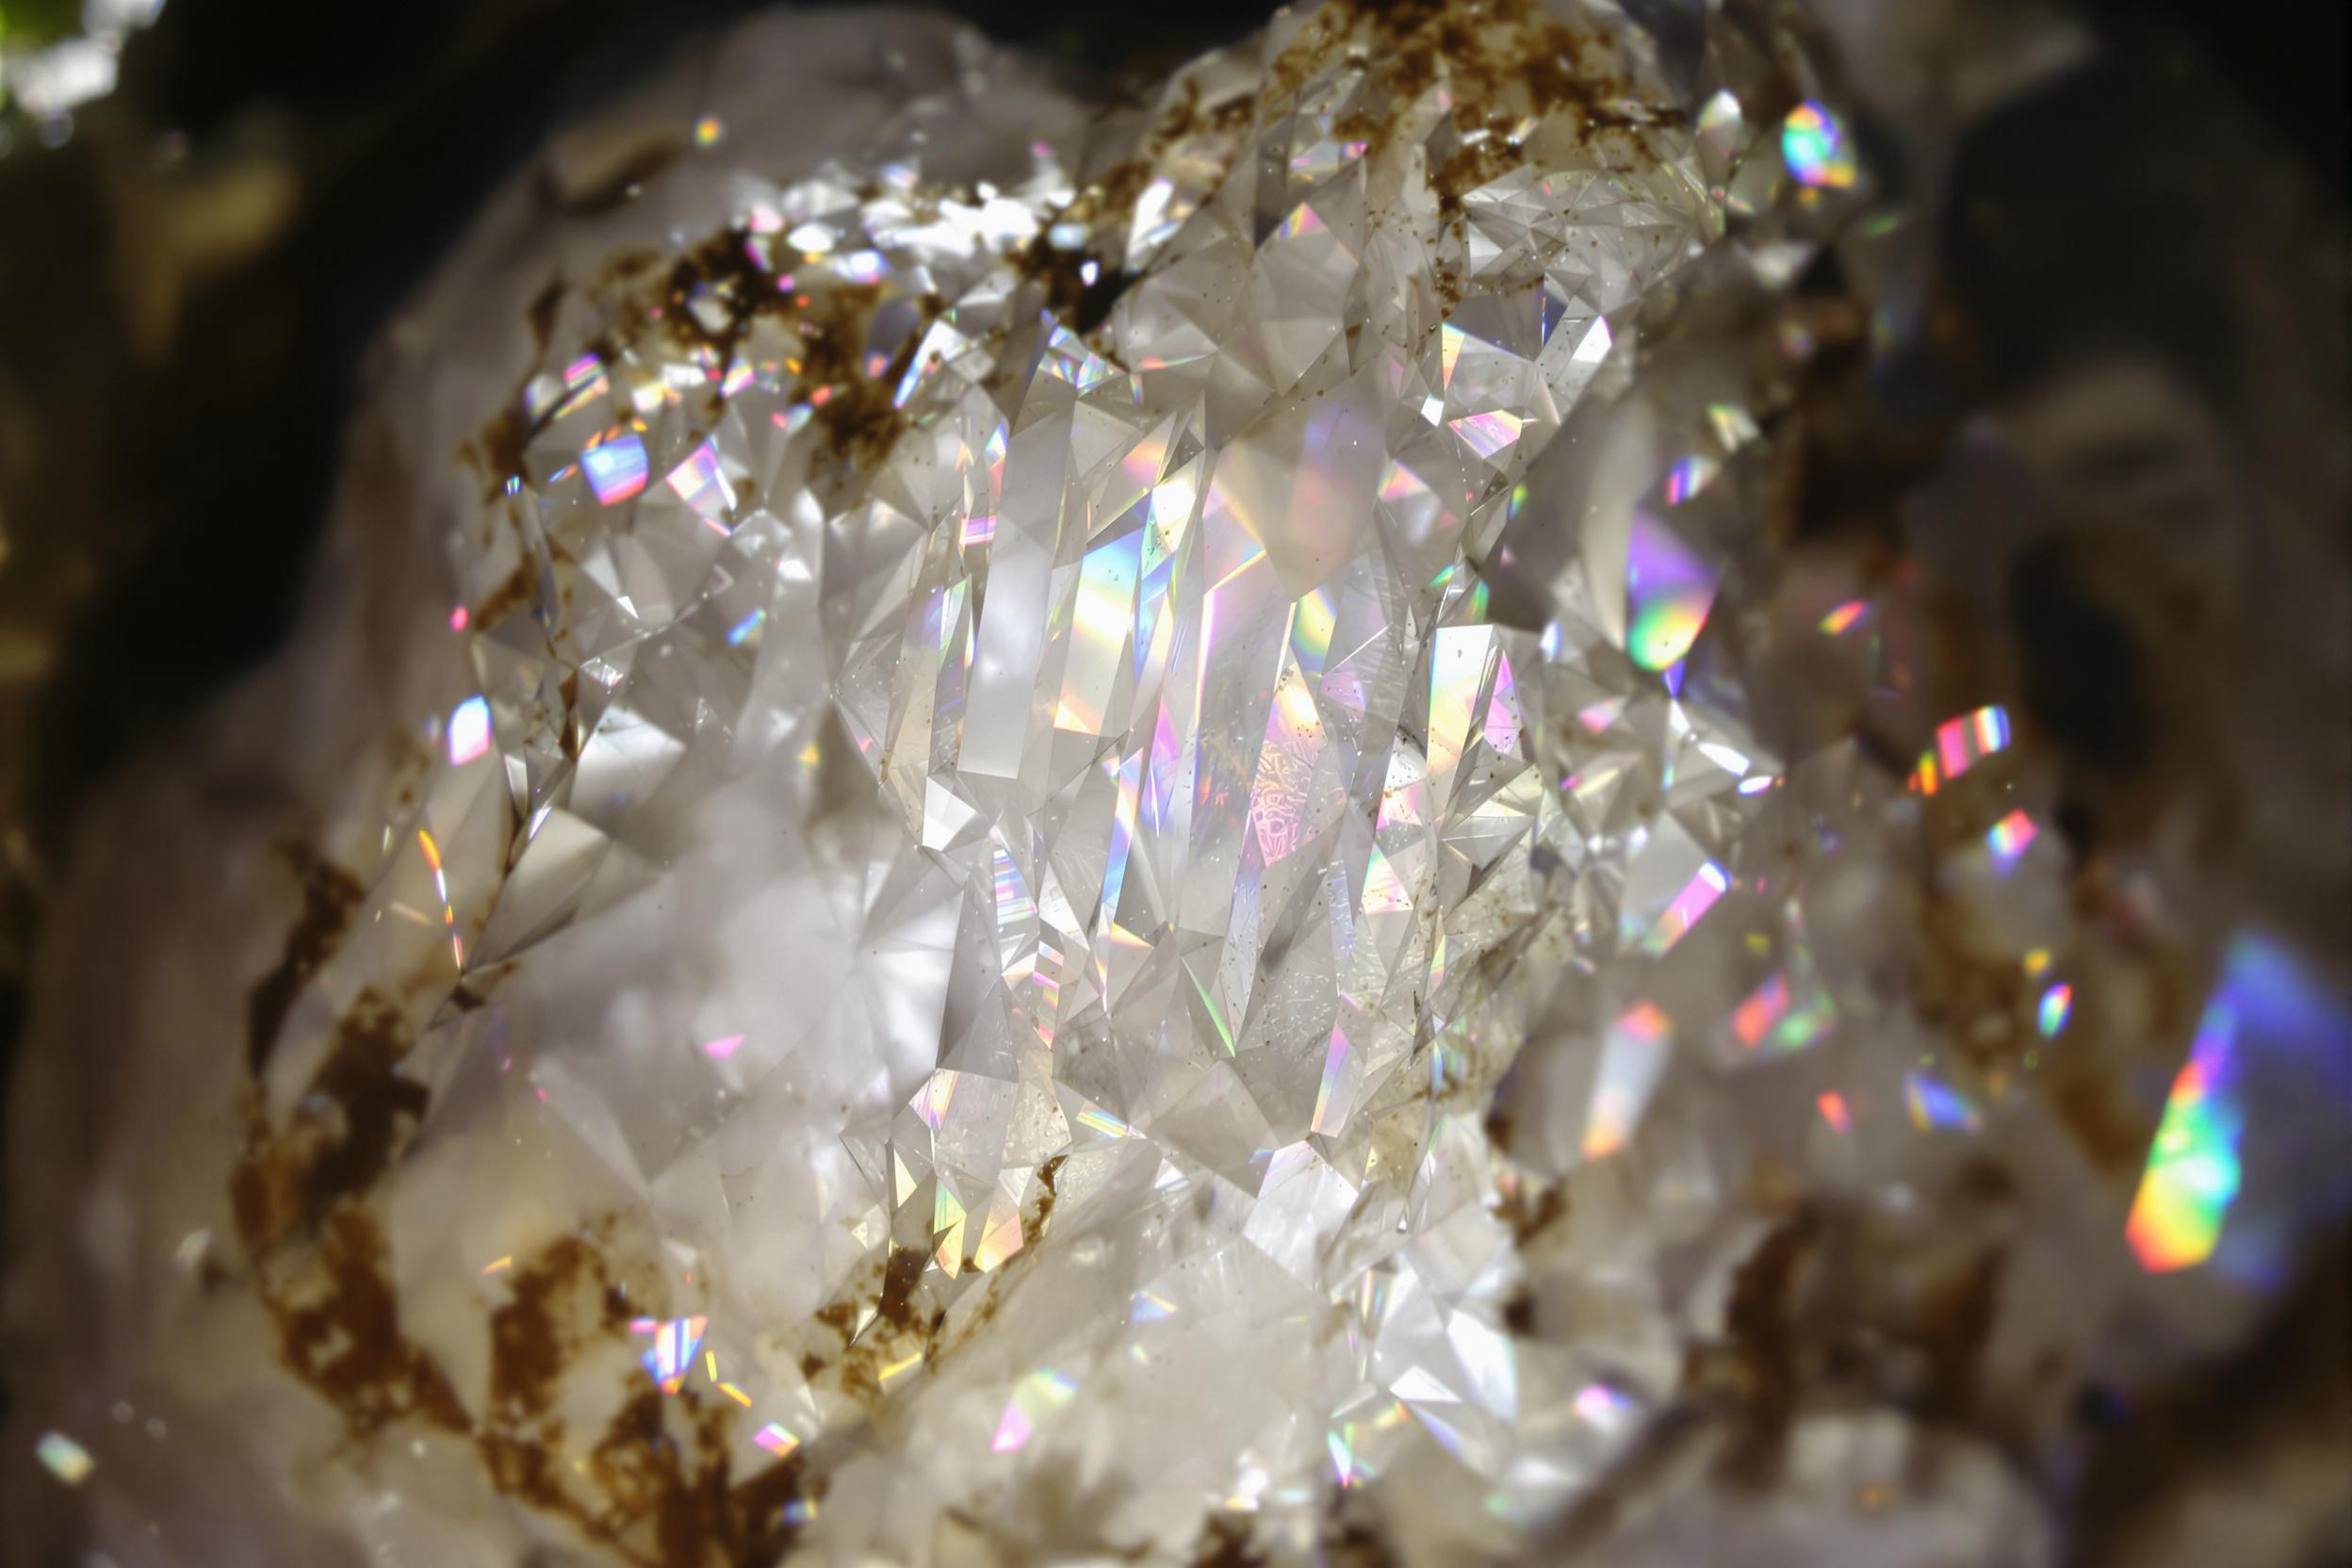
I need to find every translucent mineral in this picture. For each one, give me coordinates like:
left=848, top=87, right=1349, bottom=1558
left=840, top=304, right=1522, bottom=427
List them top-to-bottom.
left=7, top=1, right=2348, bottom=1565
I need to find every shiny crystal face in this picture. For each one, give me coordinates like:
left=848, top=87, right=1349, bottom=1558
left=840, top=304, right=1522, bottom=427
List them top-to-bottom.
left=196, top=1, right=2350, bottom=1564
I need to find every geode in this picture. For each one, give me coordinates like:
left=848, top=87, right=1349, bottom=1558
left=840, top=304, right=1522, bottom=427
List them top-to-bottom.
left=7, top=2, right=2348, bottom=1565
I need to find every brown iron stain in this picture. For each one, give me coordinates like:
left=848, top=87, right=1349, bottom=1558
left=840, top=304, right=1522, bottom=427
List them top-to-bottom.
left=1018, top=235, right=1136, bottom=338
left=527, top=278, right=566, bottom=356
left=466, top=403, right=534, bottom=500
left=470, top=556, right=540, bottom=634
left=245, top=842, right=364, bottom=1076
left=231, top=874, right=817, bottom=1564
left=235, top=987, right=468, bottom=1443
left=234, top=988, right=426, bottom=1248
left=2046, top=1063, right=2158, bottom=1176
left=1027, top=1151, right=1068, bottom=1241
left=1496, top=1178, right=1566, bottom=1244
left=266, top=1207, right=472, bottom=1435
left=1677, top=1211, right=1817, bottom=1484
left=488, top=1235, right=610, bottom=1421
left=874, top=1243, right=931, bottom=1332
left=1908, top=1248, right=2003, bottom=1418
left=478, top=1380, right=820, bottom=1567
left=1320, top=1489, right=1405, bottom=1568
left=1193, top=1512, right=1268, bottom=1568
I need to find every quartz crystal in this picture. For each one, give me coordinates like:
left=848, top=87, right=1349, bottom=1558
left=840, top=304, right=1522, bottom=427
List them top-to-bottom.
left=8, top=1, right=2350, bottom=1565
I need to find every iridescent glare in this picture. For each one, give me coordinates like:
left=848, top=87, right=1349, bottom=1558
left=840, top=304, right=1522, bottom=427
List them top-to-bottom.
left=1781, top=102, right=1857, bottom=189
left=581, top=432, right=649, bottom=505
left=664, top=439, right=736, bottom=531
left=1661, top=453, right=1719, bottom=505
left=1625, top=510, right=1719, bottom=671
left=1818, top=598, right=1868, bottom=635
left=1909, top=705, right=2011, bottom=794
left=1985, top=808, right=2037, bottom=873
left=1641, top=861, right=1728, bottom=956
left=1729, top=971, right=1836, bottom=1054
left=2036, top=983, right=2072, bottom=1038
left=2127, top=991, right=2244, bottom=1273
left=1585, top=1002, right=1673, bottom=1159
left=1904, top=1071, right=1981, bottom=1134
left=633, top=1315, right=710, bottom=1395
left=991, top=1368, right=1077, bottom=1453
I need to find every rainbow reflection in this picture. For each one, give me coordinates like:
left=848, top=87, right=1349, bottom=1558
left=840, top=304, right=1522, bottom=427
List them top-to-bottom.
left=1782, top=102, right=1857, bottom=189
left=581, top=433, right=649, bottom=506
left=663, top=438, right=736, bottom=530
left=1662, top=453, right=1719, bottom=506
left=1625, top=510, right=1719, bottom=672
left=1818, top=598, right=1869, bottom=635
left=727, top=608, right=767, bottom=647
left=1909, top=705, right=2011, bottom=794
left=1985, top=808, right=2037, bottom=874
left=1640, top=861, right=1729, bottom=956
left=1729, top=971, right=1837, bottom=1054
left=2037, top=983, right=2072, bottom=1038
left=2127, top=992, right=2245, bottom=1273
left=1583, top=1002, right=1672, bottom=1159
left=1904, top=1070, right=1981, bottom=1133
left=634, top=1315, right=709, bottom=1395
left=991, top=1367, right=1078, bottom=1453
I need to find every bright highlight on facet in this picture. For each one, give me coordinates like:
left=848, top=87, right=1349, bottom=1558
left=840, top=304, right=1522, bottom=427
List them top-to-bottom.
left=1782, top=102, right=1857, bottom=189
left=582, top=432, right=649, bottom=505
left=665, top=439, right=736, bottom=530
left=1662, top=453, right=1719, bottom=506
left=1625, top=511, right=1719, bottom=671
left=1818, top=598, right=1868, bottom=635
left=448, top=695, right=492, bottom=766
left=1909, top=705, right=2011, bottom=793
left=1985, top=808, right=2037, bottom=873
left=1641, top=861, right=1728, bottom=956
left=1729, top=972, right=1836, bottom=1054
left=2037, top=983, right=2072, bottom=1038
left=2127, top=993, right=2244, bottom=1273
left=1584, top=1002, right=1672, bottom=1159
left=1904, top=1071, right=1981, bottom=1133
left=633, top=1315, right=709, bottom=1395
left=991, top=1368, right=1077, bottom=1453
left=36, top=1430, right=94, bottom=1486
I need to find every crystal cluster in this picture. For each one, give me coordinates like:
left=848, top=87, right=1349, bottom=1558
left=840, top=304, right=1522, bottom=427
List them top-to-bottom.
left=11, top=1, right=2350, bottom=1564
